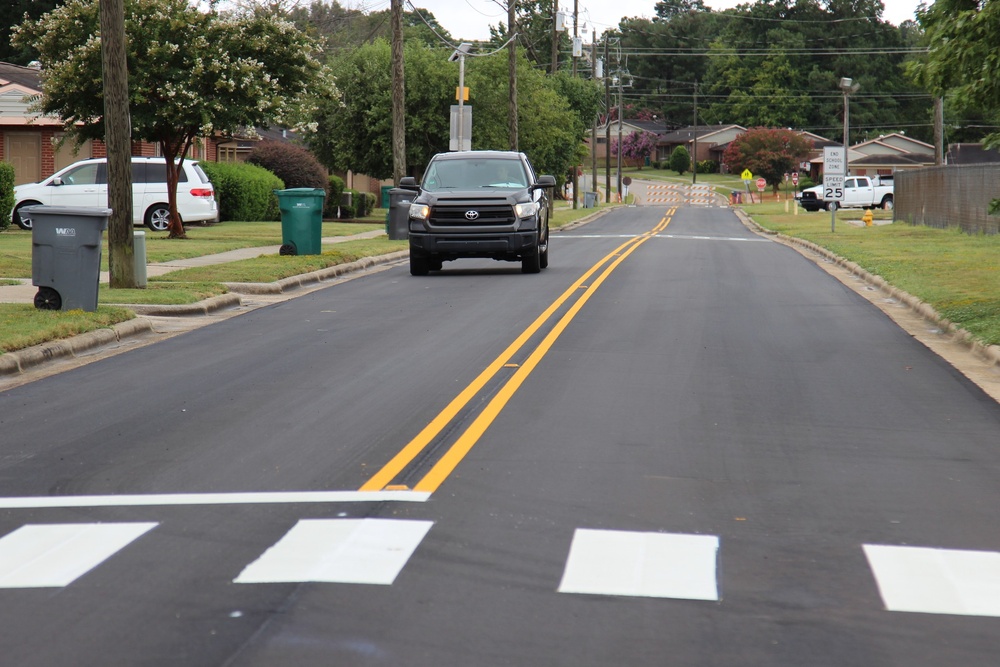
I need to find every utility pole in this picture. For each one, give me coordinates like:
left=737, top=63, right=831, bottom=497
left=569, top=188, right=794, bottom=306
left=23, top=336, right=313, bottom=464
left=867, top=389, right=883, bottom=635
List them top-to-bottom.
left=100, top=0, right=135, bottom=288
left=390, top=0, right=406, bottom=182
left=508, top=0, right=518, bottom=151
left=550, top=0, right=559, bottom=74
left=571, top=0, right=578, bottom=208
left=571, top=0, right=578, bottom=77
left=591, top=29, right=597, bottom=198
left=604, top=36, right=610, bottom=202
left=692, top=81, right=698, bottom=185
left=933, top=96, right=944, bottom=165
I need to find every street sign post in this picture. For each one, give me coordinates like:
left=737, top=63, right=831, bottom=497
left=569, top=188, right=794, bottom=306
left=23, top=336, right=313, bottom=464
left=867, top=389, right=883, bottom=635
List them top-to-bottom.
left=823, top=146, right=846, bottom=232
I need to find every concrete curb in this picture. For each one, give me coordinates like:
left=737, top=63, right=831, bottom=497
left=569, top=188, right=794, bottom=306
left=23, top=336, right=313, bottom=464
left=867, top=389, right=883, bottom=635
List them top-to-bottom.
left=735, top=209, right=1000, bottom=368
left=225, top=251, right=409, bottom=295
left=0, top=317, right=155, bottom=376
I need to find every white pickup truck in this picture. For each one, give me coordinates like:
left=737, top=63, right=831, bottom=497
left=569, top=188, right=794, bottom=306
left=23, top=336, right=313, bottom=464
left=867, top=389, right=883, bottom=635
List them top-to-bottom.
left=797, top=175, right=894, bottom=212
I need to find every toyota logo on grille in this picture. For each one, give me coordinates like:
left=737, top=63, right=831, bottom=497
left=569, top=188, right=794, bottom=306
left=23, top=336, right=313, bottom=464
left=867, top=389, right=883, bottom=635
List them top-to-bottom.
left=464, top=210, right=480, bottom=221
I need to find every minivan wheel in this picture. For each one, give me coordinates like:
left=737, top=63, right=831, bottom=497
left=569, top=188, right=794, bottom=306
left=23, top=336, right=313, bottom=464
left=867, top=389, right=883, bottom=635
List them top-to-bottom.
left=13, top=201, right=40, bottom=230
left=145, top=204, right=172, bottom=231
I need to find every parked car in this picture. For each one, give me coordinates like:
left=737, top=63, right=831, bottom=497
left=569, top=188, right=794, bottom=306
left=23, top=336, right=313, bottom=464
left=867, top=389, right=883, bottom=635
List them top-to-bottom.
left=402, top=150, right=557, bottom=275
left=11, top=157, right=219, bottom=231
left=796, top=174, right=894, bottom=212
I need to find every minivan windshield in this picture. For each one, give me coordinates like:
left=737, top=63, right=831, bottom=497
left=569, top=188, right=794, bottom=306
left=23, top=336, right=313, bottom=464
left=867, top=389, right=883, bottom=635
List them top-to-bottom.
left=422, top=158, right=528, bottom=192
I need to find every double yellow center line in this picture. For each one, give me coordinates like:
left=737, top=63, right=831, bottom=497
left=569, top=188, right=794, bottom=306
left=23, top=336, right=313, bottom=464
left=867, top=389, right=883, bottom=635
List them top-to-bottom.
left=360, top=211, right=675, bottom=494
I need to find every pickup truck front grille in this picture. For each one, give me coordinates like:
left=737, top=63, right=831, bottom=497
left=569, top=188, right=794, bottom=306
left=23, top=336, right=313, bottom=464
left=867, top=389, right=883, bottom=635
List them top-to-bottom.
left=799, top=191, right=819, bottom=202
left=430, top=203, right=515, bottom=226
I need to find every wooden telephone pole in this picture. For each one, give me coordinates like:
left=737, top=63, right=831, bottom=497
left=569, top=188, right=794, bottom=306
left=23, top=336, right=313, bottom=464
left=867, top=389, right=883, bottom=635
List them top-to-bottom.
left=100, top=0, right=135, bottom=288
left=391, top=0, right=406, bottom=183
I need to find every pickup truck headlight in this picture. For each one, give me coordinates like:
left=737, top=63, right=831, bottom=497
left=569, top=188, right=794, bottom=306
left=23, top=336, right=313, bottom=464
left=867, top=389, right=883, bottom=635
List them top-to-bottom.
left=514, top=201, right=539, bottom=218
left=409, top=203, right=430, bottom=220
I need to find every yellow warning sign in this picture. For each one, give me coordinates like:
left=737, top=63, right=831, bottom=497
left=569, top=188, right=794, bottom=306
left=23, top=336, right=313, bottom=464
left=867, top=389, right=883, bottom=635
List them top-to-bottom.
left=740, top=169, right=753, bottom=181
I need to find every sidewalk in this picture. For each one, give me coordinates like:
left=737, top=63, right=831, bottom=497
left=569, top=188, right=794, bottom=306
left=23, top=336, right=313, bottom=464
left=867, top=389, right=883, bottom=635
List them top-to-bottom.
left=0, top=229, right=388, bottom=305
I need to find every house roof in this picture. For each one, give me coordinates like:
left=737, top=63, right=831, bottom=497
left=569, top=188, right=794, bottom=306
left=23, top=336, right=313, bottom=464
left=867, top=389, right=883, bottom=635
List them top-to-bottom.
left=0, top=62, right=42, bottom=91
left=660, top=124, right=743, bottom=144
left=852, top=132, right=934, bottom=156
left=849, top=152, right=935, bottom=167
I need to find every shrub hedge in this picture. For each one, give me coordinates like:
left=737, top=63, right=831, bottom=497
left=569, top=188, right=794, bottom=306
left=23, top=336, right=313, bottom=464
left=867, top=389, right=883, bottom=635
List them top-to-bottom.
left=245, top=141, right=328, bottom=191
left=200, top=161, right=283, bottom=222
left=0, top=162, right=15, bottom=231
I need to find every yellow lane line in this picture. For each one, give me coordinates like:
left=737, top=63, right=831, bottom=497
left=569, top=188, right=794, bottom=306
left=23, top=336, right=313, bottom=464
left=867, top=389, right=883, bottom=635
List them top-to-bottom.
left=359, top=213, right=673, bottom=493
left=413, top=213, right=672, bottom=492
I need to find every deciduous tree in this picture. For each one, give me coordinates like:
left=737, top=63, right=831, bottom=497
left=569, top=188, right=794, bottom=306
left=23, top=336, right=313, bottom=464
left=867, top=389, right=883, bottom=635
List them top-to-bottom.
left=15, top=0, right=321, bottom=238
left=721, top=127, right=812, bottom=191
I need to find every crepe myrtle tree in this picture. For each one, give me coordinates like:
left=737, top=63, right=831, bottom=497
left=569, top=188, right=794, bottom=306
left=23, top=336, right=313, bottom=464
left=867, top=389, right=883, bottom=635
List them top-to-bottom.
left=15, top=0, right=323, bottom=238
left=721, top=127, right=812, bottom=193
left=611, top=131, right=658, bottom=170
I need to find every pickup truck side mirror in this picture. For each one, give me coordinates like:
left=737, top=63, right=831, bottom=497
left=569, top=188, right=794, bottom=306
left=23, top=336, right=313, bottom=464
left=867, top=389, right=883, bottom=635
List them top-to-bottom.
left=532, top=174, right=557, bottom=190
left=399, top=176, right=419, bottom=191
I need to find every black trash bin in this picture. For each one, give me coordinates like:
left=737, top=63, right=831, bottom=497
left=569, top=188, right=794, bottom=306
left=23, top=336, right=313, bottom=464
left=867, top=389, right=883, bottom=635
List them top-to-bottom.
left=274, top=188, right=326, bottom=255
left=386, top=188, right=413, bottom=241
left=28, top=206, right=111, bottom=312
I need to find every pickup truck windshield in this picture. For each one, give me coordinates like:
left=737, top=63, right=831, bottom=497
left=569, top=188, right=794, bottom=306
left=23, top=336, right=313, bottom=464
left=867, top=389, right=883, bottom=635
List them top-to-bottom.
left=422, top=158, right=529, bottom=192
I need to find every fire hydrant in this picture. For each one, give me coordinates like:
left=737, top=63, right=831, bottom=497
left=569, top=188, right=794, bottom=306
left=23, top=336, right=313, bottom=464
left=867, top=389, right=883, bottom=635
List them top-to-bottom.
left=862, top=209, right=874, bottom=227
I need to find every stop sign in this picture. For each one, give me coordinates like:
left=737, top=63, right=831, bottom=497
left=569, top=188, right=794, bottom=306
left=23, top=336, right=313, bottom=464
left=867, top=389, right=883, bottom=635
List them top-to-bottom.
left=791, top=172, right=799, bottom=186
left=756, top=177, right=766, bottom=191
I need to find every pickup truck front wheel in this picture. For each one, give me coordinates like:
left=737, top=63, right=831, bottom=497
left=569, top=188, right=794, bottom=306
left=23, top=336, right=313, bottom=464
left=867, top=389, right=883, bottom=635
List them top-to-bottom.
left=826, top=201, right=839, bottom=212
left=410, top=252, right=430, bottom=276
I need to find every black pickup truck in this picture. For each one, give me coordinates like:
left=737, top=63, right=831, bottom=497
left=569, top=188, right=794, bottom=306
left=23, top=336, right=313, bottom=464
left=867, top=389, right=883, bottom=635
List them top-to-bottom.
left=399, top=150, right=556, bottom=275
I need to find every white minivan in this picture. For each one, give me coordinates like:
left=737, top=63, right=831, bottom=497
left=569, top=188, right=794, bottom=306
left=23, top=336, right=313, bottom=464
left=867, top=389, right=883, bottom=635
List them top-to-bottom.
left=11, top=156, right=219, bottom=231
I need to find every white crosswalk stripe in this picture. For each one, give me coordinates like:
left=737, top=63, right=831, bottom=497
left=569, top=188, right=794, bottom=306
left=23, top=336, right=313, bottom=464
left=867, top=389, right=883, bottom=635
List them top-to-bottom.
left=1, top=518, right=999, bottom=621
left=234, top=518, right=433, bottom=585
left=0, top=522, right=157, bottom=588
left=558, top=529, right=720, bottom=601
left=864, top=544, right=1000, bottom=617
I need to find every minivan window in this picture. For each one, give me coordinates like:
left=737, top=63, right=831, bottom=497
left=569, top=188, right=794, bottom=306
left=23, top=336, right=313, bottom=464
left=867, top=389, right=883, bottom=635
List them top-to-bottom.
left=146, top=162, right=188, bottom=183
left=60, top=163, right=103, bottom=186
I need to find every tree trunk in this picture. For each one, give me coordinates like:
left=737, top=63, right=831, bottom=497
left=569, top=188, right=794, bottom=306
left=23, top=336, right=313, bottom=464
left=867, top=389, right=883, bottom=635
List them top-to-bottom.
left=100, top=0, right=136, bottom=288
left=160, top=142, right=186, bottom=239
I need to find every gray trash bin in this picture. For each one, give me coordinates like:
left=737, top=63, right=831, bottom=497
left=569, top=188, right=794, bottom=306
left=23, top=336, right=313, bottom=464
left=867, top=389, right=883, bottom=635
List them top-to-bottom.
left=387, top=188, right=412, bottom=240
left=584, top=191, right=598, bottom=209
left=27, top=206, right=111, bottom=312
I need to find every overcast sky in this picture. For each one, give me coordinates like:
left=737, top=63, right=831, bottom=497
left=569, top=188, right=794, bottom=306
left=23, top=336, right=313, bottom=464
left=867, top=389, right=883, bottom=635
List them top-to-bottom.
left=383, top=0, right=923, bottom=43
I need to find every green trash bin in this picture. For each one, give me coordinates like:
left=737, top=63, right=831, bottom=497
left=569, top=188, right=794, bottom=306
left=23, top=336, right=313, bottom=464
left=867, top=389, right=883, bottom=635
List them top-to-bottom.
left=380, top=184, right=393, bottom=209
left=273, top=188, right=326, bottom=255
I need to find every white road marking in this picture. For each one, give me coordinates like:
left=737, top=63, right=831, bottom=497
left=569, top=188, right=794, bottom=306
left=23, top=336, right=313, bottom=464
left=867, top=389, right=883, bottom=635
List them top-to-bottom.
left=0, top=490, right=430, bottom=509
left=234, top=518, right=433, bottom=585
left=0, top=523, right=157, bottom=588
left=558, top=529, right=720, bottom=601
left=864, top=544, right=1000, bottom=617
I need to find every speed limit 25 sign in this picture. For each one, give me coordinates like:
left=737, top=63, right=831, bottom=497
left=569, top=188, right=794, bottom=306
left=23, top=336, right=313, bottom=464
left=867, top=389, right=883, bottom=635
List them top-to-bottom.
left=823, top=174, right=845, bottom=201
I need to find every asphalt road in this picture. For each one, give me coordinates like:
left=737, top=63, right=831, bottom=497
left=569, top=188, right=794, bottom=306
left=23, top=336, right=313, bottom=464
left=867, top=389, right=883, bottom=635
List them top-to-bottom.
left=1, top=205, right=999, bottom=666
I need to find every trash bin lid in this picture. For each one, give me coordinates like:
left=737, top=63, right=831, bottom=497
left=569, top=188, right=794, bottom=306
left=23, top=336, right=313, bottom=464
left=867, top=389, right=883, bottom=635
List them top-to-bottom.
left=274, top=188, right=326, bottom=196
left=20, top=205, right=113, bottom=217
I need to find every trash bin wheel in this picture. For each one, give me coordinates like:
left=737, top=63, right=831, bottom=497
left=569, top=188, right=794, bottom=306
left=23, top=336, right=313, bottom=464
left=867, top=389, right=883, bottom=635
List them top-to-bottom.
left=279, top=243, right=298, bottom=256
left=34, top=286, right=62, bottom=310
